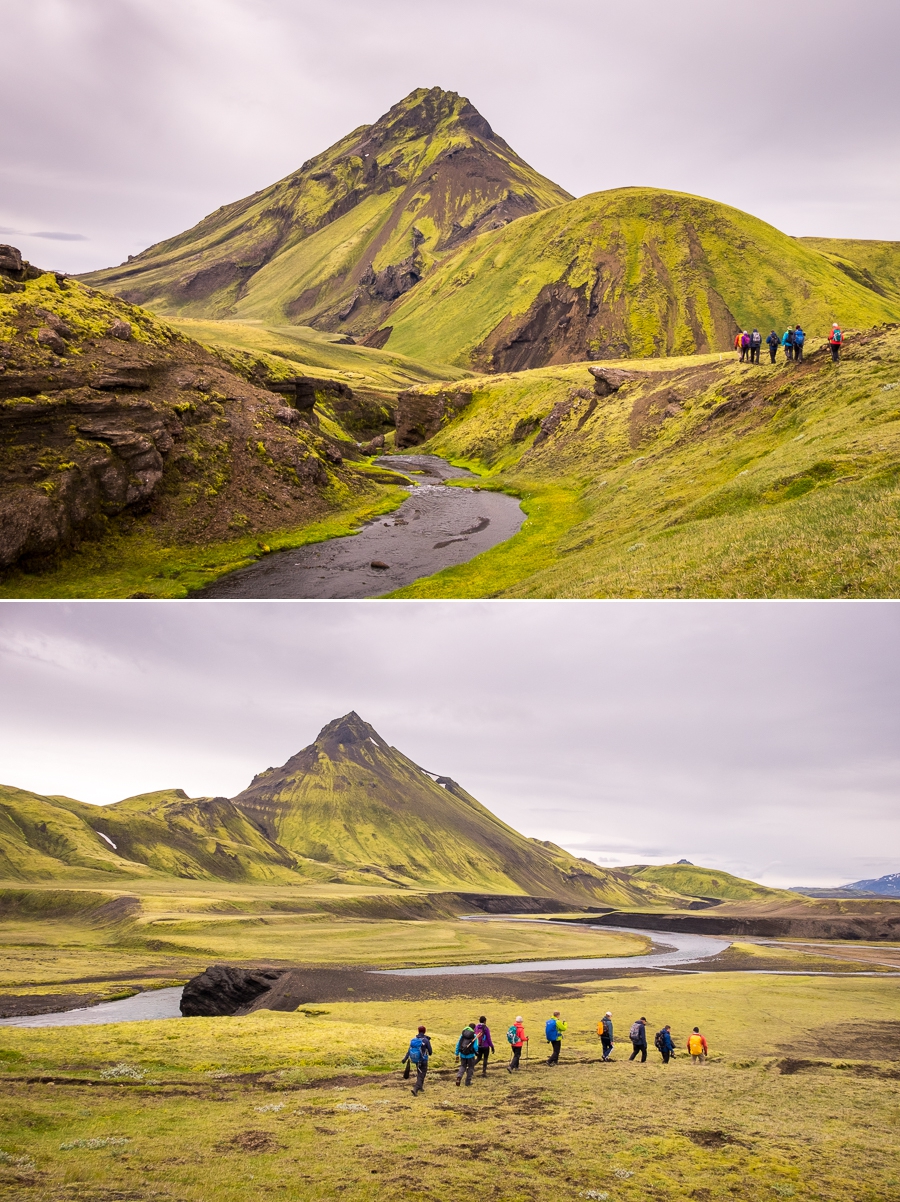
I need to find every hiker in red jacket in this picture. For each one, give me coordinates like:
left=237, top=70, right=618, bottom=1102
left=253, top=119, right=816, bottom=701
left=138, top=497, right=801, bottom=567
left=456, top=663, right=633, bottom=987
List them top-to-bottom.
left=828, top=323, right=844, bottom=362
left=733, top=331, right=743, bottom=359
left=474, top=1015, right=495, bottom=1076
left=507, top=1016, right=528, bottom=1072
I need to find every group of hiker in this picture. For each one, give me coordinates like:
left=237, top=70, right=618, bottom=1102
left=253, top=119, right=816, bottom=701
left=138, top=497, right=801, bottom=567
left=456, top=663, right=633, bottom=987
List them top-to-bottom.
left=733, top=323, right=844, bottom=364
left=402, top=1010, right=709, bottom=1095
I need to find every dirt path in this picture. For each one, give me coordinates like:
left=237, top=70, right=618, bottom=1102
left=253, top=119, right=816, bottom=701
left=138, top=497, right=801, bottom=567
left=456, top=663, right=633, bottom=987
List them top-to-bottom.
left=193, top=455, right=524, bottom=599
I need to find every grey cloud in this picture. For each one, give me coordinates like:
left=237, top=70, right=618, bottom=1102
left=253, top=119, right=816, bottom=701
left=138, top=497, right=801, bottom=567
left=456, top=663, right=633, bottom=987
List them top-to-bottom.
left=1, top=0, right=898, bottom=274
left=0, top=601, right=897, bottom=888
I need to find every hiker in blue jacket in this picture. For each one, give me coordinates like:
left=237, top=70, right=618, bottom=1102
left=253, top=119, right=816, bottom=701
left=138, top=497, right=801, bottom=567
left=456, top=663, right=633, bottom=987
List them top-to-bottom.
left=793, top=325, right=806, bottom=363
left=749, top=328, right=762, bottom=364
left=782, top=328, right=795, bottom=361
left=766, top=330, right=780, bottom=364
left=546, top=1010, right=567, bottom=1065
left=628, top=1016, right=648, bottom=1062
left=455, top=1024, right=478, bottom=1086
left=654, top=1024, right=676, bottom=1064
left=403, top=1025, right=433, bottom=1096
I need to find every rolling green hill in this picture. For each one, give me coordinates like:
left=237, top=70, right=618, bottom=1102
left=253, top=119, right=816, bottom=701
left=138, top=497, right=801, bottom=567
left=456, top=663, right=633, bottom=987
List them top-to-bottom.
left=81, top=88, right=570, bottom=335
left=383, top=188, right=900, bottom=369
left=799, top=237, right=900, bottom=301
left=232, top=712, right=673, bottom=906
left=619, top=862, right=796, bottom=903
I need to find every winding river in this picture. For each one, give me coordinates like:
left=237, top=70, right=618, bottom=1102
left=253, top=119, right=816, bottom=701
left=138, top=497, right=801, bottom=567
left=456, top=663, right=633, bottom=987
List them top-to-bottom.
left=193, top=455, right=525, bottom=599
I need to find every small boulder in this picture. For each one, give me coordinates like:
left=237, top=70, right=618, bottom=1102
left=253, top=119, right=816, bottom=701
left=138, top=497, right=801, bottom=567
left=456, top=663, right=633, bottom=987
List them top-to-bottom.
left=0, top=245, right=23, bottom=275
left=108, top=318, right=133, bottom=341
left=36, top=327, right=66, bottom=356
left=588, top=366, right=633, bottom=397
left=359, top=434, right=385, bottom=455
left=323, top=445, right=343, bottom=464
left=370, top=560, right=390, bottom=570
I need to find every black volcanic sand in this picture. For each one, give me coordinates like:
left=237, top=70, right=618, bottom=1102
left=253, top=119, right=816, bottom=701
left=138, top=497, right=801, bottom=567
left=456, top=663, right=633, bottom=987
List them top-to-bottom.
left=193, top=455, right=524, bottom=599
left=245, top=965, right=661, bottom=1011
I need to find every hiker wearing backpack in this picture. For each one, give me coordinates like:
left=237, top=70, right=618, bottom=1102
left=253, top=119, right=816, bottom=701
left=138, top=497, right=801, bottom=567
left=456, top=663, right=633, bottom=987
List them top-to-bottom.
left=829, top=323, right=843, bottom=362
left=793, top=325, right=806, bottom=363
left=782, top=327, right=795, bottom=361
left=749, top=329, right=762, bottom=364
left=765, top=330, right=780, bottom=363
left=733, top=331, right=743, bottom=359
left=739, top=331, right=751, bottom=363
left=545, top=1011, right=567, bottom=1065
left=598, top=1011, right=614, bottom=1061
left=474, top=1015, right=495, bottom=1076
left=507, top=1016, right=528, bottom=1072
left=628, top=1017, right=648, bottom=1062
left=455, top=1024, right=478, bottom=1086
left=403, top=1025, right=433, bottom=1096
left=654, top=1025, right=675, bottom=1064
left=687, top=1027, right=708, bottom=1064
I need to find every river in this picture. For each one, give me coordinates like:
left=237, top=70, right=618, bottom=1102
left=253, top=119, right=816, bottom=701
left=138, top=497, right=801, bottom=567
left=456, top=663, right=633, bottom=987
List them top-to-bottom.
left=193, top=455, right=524, bottom=599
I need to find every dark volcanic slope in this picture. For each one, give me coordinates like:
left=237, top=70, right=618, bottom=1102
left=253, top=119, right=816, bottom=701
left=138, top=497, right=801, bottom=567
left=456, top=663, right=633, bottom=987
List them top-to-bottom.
left=81, top=88, right=571, bottom=337
left=232, top=712, right=670, bottom=906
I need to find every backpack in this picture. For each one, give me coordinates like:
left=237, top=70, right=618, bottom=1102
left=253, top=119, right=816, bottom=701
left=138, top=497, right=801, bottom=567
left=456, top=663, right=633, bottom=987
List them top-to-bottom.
left=832, top=328, right=843, bottom=343
left=794, top=329, right=805, bottom=345
left=784, top=330, right=795, bottom=344
left=750, top=331, right=761, bottom=346
left=545, top=1018, right=558, bottom=1041
left=629, top=1021, right=643, bottom=1041
left=506, top=1024, right=519, bottom=1045
left=654, top=1029, right=666, bottom=1051
left=458, top=1030, right=477, bottom=1057
left=688, top=1033, right=704, bottom=1055
left=408, top=1036, right=428, bottom=1064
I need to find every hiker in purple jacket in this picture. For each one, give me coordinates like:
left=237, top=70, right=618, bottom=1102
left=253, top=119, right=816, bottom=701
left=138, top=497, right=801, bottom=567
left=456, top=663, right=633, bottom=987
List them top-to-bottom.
left=475, top=1015, right=495, bottom=1076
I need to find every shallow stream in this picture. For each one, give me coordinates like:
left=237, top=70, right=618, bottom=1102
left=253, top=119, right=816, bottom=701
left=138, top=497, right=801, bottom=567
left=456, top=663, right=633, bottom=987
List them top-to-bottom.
left=193, top=455, right=525, bottom=599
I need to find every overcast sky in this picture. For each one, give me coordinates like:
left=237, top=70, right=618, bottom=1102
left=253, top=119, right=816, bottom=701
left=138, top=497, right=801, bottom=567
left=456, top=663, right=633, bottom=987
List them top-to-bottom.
left=1, top=0, right=898, bottom=274
left=1, top=601, right=897, bottom=888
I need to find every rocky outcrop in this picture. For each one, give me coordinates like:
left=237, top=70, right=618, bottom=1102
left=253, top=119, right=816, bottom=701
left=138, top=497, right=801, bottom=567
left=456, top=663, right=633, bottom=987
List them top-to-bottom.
left=0, top=256, right=363, bottom=572
left=588, top=366, right=633, bottom=396
left=395, top=388, right=473, bottom=447
left=180, top=964, right=286, bottom=1016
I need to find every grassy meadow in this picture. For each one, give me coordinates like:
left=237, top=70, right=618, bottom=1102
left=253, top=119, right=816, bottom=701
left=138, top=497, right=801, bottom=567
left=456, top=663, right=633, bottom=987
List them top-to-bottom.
left=387, top=326, right=900, bottom=598
left=0, top=972, right=897, bottom=1202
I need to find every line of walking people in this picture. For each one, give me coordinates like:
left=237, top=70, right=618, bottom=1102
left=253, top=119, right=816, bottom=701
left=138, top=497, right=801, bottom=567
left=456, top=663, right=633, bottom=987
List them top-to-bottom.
left=734, top=323, right=844, bottom=364
left=402, top=1010, right=709, bottom=1095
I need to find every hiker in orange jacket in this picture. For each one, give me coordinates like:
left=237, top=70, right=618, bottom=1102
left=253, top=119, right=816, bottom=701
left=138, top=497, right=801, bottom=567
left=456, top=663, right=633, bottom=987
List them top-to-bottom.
left=733, top=331, right=743, bottom=359
left=687, top=1027, right=708, bottom=1064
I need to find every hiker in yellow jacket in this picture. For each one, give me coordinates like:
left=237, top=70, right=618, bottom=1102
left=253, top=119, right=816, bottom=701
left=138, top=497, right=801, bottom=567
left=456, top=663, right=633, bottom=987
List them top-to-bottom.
left=687, top=1027, right=708, bottom=1064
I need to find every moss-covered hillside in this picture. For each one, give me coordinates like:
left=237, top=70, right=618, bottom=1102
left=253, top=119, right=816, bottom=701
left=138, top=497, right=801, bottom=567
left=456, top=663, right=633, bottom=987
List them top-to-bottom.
left=81, top=88, right=570, bottom=334
left=384, top=188, right=900, bottom=369
left=799, top=237, right=900, bottom=301
left=390, top=322, right=900, bottom=598
left=233, top=713, right=676, bottom=907
left=619, top=863, right=796, bottom=903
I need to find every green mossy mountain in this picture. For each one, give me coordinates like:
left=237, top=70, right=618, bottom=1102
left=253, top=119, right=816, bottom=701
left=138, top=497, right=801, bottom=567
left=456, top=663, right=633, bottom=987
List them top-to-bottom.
left=81, top=88, right=571, bottom=337
left=384, top=188, right=900, bottom=370
left=799, top=237, right=900, bottom=302
left=231, top=712, right=673, bottom=905
left=0, top=714, right=677, bottom=907
left=619, top=862, right=796, bottom=903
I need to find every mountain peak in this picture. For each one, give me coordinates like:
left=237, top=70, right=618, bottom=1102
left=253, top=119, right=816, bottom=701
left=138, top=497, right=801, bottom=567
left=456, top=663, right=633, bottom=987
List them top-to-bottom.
left=366, top=87, right=497, bottom=146
left=313, top=711, right=387, bottom=749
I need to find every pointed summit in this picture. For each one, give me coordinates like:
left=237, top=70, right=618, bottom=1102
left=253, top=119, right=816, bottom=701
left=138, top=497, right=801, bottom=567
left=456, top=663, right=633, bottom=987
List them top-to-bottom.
left=82, top=88, right=571, bottom=335
left=231, top=715, right=669, bottom=905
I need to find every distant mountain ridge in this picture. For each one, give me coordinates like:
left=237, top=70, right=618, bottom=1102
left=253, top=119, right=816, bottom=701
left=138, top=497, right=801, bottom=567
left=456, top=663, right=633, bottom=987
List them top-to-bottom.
left=80, top=87, right=900, bottom=371
left=0, top=713, right=674, bottom=907
left=791, top=870, right=900, bottom=899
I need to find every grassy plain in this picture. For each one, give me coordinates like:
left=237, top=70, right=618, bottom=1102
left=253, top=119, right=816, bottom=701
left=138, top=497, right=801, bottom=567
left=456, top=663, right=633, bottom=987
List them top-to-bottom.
left=389, top=327, right=900, bottom=598
left=0, top=973, right=897, bottom=1202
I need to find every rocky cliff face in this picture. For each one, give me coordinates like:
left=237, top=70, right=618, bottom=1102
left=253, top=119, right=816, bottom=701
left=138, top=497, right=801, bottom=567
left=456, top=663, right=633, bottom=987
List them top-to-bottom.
left=0, top=257, right=365, bottom=571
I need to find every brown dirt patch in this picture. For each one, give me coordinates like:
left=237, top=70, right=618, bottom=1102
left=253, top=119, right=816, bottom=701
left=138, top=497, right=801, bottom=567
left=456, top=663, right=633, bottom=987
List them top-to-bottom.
left=0, top=992, right=101, bottom=1018
left=780, top=1021, right=900, bottom=1062
left=216, top=1129, right=282, bottom=1154
left=684, top=1129, right=746, bottom=1149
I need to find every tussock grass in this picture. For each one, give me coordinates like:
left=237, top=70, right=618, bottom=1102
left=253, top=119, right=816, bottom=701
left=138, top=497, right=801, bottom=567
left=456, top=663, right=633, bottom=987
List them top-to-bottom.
left=0, top=974, right=897, bottom=1201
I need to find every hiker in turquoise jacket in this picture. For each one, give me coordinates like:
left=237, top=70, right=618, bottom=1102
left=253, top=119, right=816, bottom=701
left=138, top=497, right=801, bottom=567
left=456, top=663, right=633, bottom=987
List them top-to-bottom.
left=545, top=1010, right=567, bottom=1065
left=455, top=1024, right=478, bottom=1086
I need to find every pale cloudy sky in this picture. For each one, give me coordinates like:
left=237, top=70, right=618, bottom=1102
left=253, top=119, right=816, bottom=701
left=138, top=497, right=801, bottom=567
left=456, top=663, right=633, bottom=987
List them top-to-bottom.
left=1, top=0, right=898, bottom=273
left=1, top=601, right=897, bottom=888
